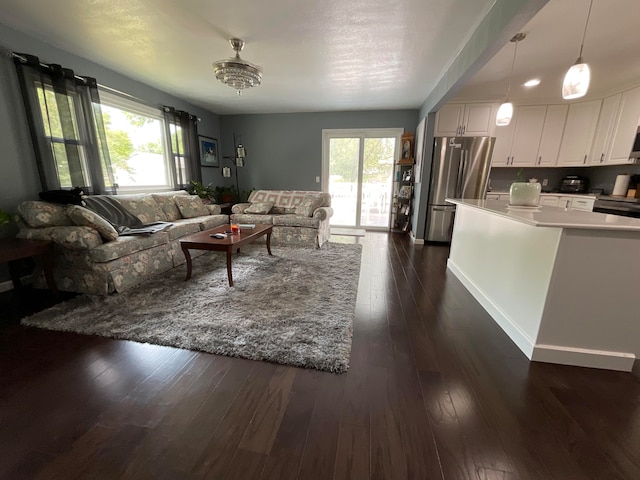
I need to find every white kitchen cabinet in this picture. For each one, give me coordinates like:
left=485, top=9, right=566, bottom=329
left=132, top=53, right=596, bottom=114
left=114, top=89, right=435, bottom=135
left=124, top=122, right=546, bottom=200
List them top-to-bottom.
left=607, top=86, right=640, bottom=165
left=590, top=94, right=621, bottom=165
left=556, top=100, right=601, bottom=166
left=435, top=103, right=498, bottom=137
left=536, top=105, right=568, bottom=166
left=510, top=106, right=546, bottom=166
left=492, top=111, right=517, bottom=166
left=539, top=196, right=560, bottom=207
left=569, top=197, right=595, bottom=211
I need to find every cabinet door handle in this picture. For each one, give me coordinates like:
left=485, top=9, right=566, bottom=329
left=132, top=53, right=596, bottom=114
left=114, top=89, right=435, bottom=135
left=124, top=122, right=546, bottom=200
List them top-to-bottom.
left=462, top=125, right=466, bottom=135
left=600, top=153, right=605, bottom=163
left=583, top=154, right=587, bottom=164
left=538, top=156, right=542, bottom=165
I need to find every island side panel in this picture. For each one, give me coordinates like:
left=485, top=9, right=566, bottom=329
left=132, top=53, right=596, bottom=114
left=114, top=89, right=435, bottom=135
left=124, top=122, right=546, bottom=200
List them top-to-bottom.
left=447, top=204, right=562, bottom=358
left=534, top=228, right=640, bottom=371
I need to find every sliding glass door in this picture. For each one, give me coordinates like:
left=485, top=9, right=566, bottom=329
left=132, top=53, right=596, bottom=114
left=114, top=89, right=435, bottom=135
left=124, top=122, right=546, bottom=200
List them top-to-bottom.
left=322, top=129, right=402, bottom=229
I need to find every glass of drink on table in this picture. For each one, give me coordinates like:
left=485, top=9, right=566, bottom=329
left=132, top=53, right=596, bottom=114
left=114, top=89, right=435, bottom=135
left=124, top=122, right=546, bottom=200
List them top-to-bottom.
left=231, top=222, right=240, bottom=234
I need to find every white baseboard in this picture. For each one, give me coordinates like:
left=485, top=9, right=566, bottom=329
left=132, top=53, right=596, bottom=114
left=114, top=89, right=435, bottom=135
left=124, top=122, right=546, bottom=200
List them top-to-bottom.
left=409, top=231, right=425, bottom=245
left=447, top=259, right=535, bottom=358
left=448, top=259, right=636, bottom=372
left=532, top=344, right=635, bottom=372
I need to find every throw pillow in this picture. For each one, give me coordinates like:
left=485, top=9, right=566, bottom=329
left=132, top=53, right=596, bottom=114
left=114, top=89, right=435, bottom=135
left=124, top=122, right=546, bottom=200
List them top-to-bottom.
left=294, top=194, right=324, bottom=217
left=173, top=195, right=209, bottom=218
left=244, top=202, right=274, bottom=214
left=67, top=205, right=119, bottom=241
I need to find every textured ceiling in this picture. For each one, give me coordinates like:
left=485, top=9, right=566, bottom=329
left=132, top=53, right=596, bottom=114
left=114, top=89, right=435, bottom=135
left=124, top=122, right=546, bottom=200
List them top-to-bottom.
left=0, top=0, right=496, bottom=114
left=454, top=0, right=640, bottom=104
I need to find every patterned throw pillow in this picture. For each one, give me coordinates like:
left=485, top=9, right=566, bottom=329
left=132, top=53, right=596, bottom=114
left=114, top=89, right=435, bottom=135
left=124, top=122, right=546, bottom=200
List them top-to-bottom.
left=294, top=195, right=324, bottom=217
left=173, top=196, right=210, bottom=218
left=17, top=201, right=74, bottom=228
left=245, top=202, right=274, bottom=214
left=67, top=205, right=119, bottom=241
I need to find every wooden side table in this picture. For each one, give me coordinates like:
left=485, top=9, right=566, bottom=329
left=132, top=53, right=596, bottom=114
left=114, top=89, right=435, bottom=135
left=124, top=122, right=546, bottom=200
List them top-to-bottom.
left=0, top=238, right=58, bottom=294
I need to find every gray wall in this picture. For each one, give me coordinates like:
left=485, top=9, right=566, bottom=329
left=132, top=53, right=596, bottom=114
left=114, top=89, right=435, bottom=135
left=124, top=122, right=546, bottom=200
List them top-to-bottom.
left=0, top=22, right=221, bottom=225
left=219, top=111, right=418, bottom=192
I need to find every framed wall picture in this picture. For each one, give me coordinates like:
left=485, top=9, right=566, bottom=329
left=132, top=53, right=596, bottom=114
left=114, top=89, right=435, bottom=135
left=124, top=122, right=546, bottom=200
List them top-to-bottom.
left=199, top=136, right=219, bottom=167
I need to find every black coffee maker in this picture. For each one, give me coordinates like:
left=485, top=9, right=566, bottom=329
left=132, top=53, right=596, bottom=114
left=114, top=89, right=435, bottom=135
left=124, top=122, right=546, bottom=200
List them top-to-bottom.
left=559, top=175, right=588, bottom=193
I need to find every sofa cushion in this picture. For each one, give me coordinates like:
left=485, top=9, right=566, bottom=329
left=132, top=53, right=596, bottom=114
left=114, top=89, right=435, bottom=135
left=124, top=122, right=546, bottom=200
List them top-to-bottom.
left=248, top=190, right=331, bottom=209
left=152, top=193, right=185, bottom=221
left=114, top=194, right=166, bottom=223
left=294, top=194, right=324, bottom=217
left=174, top=196, right=209, bottom=218
left=18, top=201, right=73, bottom=228
left=245, top=202, right=274, bottom=214
left=67, top=205, right=119, bottom=241
left=197, top=214, right=230, bottom=230
left=230, top=214, right=274, bottom=225
left=272, top=214, right=321, bottom=228
left=163, top=220, right=201, bottom=241
left=18, top=226, right=103, bottom=249
left=88, top=232, right=170, bottom=263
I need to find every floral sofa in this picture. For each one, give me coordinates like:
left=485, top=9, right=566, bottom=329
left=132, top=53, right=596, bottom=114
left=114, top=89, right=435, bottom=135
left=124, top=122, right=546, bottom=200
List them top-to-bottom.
left=231, top=190, right=333, bottom=248
left=15, top=191, right=228, bottom=295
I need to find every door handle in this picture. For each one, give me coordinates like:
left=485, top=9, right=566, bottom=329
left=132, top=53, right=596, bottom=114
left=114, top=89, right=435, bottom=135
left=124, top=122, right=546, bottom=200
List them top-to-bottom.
left=462, top=125, right=466, bottom=135
left=455, top=151, right=466, bottom=198
left=600, top=153, right=605, bottom=163
left=583, top=154, right=587, bottom=164
left=538, top=156, right=542, bottom=165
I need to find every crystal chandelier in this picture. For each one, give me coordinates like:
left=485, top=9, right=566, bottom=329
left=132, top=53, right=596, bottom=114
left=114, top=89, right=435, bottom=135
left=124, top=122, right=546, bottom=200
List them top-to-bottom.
left=212, top=38, right=262, bottom=95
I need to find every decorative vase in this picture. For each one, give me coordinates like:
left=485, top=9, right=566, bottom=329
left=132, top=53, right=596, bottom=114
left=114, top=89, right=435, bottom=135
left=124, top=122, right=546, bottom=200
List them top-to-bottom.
left=509, top=181, right=541, bottom=206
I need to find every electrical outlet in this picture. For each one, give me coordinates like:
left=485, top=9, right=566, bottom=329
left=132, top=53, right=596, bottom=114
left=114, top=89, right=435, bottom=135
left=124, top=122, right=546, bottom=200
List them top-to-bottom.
left=315, top=176, right=320, bottom=183
left=542, top=179, right=548, bottom=186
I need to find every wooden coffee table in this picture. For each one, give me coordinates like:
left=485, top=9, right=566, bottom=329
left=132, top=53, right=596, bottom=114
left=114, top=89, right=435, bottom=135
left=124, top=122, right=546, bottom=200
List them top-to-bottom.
left=179, top=224, right=273, bottom=286
left=0, top=238, right=57, bottom=294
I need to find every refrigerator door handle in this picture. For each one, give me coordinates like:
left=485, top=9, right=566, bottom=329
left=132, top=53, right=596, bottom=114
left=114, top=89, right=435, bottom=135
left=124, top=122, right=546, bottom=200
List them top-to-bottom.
left=455, top=150, right=467, bottom=198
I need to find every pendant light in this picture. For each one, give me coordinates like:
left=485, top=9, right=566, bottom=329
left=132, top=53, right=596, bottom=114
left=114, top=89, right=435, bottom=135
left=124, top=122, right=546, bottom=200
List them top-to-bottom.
left=562, top=0, right=594, bottom=100
left=496, top=33, right=526, bottom=126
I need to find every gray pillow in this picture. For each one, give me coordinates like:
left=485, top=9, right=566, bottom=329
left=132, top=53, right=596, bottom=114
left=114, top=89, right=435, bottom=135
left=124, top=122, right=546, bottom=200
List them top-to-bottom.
left=294, top=195, right=324, bottom=217
left=245, top=202, right=274, bottom=214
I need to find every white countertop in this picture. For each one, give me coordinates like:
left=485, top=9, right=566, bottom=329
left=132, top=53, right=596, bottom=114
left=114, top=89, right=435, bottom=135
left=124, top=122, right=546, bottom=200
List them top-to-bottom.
left=446, top=198, right=640, bottom=231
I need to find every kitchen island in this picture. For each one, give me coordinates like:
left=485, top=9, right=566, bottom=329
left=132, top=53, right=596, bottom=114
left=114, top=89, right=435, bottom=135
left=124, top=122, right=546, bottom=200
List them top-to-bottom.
left=445, top=198, right=640, bottom=371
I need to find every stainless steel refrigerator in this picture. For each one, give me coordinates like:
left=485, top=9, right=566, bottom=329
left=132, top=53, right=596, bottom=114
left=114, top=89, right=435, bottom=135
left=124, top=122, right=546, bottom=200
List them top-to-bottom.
left=425, top=136, right=494, bottom=242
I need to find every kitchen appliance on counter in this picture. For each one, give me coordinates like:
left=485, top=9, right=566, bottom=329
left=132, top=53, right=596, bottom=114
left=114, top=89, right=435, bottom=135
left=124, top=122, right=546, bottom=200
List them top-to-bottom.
left=425, top=136, right=494, bottom=242
left=559, top=175, right=589, bottom=193
left=593, top=196, right=640, bottom=218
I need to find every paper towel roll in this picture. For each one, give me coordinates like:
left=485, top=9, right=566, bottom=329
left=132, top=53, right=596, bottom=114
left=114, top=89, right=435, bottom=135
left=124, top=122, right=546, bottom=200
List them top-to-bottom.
left=612, top=174, right=630, bottom=196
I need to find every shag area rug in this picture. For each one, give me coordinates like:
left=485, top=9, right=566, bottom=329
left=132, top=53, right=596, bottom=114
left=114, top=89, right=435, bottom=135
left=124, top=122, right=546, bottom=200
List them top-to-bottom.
left=22, top=243, right=362, bottom=373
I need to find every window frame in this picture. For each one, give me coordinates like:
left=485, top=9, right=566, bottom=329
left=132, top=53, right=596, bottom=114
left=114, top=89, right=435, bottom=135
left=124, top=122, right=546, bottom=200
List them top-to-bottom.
left=99, top=90, right=175, bottom=194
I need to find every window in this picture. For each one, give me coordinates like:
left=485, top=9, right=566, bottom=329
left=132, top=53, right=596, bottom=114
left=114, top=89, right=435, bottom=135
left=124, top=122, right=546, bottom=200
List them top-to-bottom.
left=99, top=91, right=173, bottom=192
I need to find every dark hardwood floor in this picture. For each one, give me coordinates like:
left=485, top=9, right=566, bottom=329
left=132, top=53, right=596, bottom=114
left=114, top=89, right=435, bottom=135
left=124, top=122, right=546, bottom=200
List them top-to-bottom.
left=2, top=232, right=640, bottom=479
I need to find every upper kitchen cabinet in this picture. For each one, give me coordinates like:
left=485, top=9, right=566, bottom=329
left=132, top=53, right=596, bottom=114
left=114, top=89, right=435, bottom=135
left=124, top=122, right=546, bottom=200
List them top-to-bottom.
left=607, top=86, right=640, bottom=164
left=590, top=94, right=621, bottom=165
left=556, top=100, right=601, bottom=166
left=435, top=103, right=498, bottom=137
left=491, top=105, right=566, bottom=167
left=536, top=105, right=568, bottom=166
left=492, top=106, right=545, bottom=167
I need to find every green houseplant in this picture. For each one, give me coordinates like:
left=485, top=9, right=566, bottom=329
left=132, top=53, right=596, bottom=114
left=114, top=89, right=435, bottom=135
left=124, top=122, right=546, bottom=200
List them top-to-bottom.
left=188, top=181, right=215, bottom=201
left=0, top=209, right=11, bottom=226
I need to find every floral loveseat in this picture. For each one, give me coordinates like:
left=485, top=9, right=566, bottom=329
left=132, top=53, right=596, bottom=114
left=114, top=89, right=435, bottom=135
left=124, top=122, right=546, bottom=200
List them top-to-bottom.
left=231, top=190, right=333, bottom=248
left=15, top=191, right=228, bottom=294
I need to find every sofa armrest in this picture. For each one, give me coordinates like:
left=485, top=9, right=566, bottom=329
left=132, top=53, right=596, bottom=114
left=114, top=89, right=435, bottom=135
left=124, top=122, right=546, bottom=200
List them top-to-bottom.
left=232, top=203, right=251, bottom=214
left=206, top=204, right=222, bottom=215
left=313, top=206, right=333, bottom=221
left=17, top=226, right=103, bottom=250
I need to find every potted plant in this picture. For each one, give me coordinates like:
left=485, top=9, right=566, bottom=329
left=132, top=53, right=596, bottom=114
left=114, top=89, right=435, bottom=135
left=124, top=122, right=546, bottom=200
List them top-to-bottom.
left=509, top=169, right=541, bottom=206
left=188, top=181, right=215, bottom=203
left=214, top=185, right=235, bottom=204
left=0, top=209, right=10, bottom=226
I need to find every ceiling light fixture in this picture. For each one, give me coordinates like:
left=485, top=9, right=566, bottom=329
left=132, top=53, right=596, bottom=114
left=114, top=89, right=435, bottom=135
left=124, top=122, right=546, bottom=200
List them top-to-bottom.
left=562, top=0, right=594, bottom=100
left=496, top=33, right=526, bottom=127
left=212, top=38, right=262, bottom=96
left=524, top=79, right=541, bottom=87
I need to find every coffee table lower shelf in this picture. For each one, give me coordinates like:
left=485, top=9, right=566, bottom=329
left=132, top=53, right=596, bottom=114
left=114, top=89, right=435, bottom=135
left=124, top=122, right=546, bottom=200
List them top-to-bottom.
left=179, top=224, right=273, bottom=286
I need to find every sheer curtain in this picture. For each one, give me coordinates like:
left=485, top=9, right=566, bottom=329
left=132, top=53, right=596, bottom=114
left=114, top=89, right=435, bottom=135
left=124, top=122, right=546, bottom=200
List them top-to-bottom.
left=14, top=53, right=116, bottom=194
left=162, top=106, right=200, bottom=189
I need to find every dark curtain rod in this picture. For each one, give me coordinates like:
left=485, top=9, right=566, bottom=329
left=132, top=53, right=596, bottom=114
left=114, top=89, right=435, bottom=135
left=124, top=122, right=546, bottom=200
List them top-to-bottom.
left=10, top=50, right=201, bottom=122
